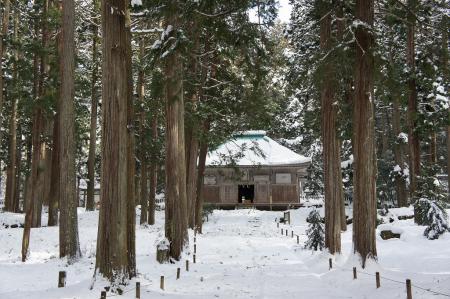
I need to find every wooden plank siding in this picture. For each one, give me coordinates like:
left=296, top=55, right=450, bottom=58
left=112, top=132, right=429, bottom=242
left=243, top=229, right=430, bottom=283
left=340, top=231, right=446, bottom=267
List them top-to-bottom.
left=202, top=163, right=309, bottom=206
left=255, top=183, right=269, bottom=203
left=271, top=185, right=298, bottom=203
left=203, top=186, right=220, bottom=203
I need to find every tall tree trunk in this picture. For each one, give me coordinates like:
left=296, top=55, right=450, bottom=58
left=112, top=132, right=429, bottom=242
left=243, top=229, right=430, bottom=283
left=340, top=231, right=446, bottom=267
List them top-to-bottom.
left=0, top=0, right=11, bottom=163
left=29, top=0, right=50, bottom=228
left=59, top=0, right=80, bottom=261
left=86, top=0, right=99, bottom=212
left=95, top=0, right=136, bottom=282
left=353, top=0, right=377, bottom=268
left=406, top=0, right=420, bottom=195
left=164, top=1, right=188, bottom=260
left=336, top=2, right=347, bottom=232
left=125, top=6, right=136, bottom=278
left=23, top=7, right=46, bottom=258
left=320, top=8, right=341, bottom=254
left=4, top=10, right=18, bottom=212
left=441, top=15, right=449, bottom=199
left=185, top=26, right=201, bottom=229
left=23, top=29, right=40, bottom=214
left=138, top=38, right=148, bottom=225
left=392, top=96, right=408, bottom=207
left=22, top=106, right=43, bottom=260
left=380, top=111, right=390, bottom=157
left=48, top=113, right=60, bottom=226
left=30, top=114, right=45, bottom=228
left=148, top=115, right=158, bottom=225
left=195, top=121, right=210, bottom=233
left=14, top=127, right=22, bottom=212
left=186, top=131, right=199, bottom=229
left=429, top=132, right=437, bottom=164
left=23, top=133, right=32, bottom=213
left=338, top=141, right=347, bottom=232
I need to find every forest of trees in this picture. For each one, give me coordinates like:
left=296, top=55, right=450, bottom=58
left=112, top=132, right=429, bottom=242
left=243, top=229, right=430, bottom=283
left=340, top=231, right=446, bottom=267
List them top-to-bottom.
left=0, top=0, right=448, bottom=289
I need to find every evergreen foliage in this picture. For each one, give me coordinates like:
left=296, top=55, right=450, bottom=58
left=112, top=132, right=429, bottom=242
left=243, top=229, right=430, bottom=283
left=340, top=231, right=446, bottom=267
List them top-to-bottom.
left=414, top=164, right=449, bottom=232
left=415, top=198, right=449, bottom=240
left=304, top=209, right=325, bottom=251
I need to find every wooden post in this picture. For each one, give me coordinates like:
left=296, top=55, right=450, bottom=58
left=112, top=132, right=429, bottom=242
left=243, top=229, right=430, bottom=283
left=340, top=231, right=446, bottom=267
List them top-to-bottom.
left=284, top=211, right=291, bottom=224
left=277, top=222, right=279, bottom=228
left=281, top=228, right=283, bottom=235
left=285, top=230, right=288, bottom=236
left=291, top=231, right=293, bottom=238
left=296, top=235, right=299, bottom=244
left=194, top=236, right=196, bottom=243
left=194, top=244, right=197, bottom=254
left=193, top=254, right=196, bottom=264
left=329, top=258, right=332, bottom=270
left=186, top=260, right=189, bottom=271
left=177, top=267, right=180, bottom=279
left=353, top=267, right=357, bottom=279
left=58, top=271, right=66, bottom=288
left=376, top=272, right=380, bottom=288
left=160, top=276, right=164, bottom=290
left=406, top=279, right=412, bottom=299
left=136, top=282, right=140, bottom=298
left=100, top=291, right=106, bottom=299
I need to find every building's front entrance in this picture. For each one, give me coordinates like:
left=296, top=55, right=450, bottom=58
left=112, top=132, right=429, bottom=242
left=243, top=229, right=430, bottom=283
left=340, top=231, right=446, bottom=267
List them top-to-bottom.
left=238, top=185, right=254, bottom=203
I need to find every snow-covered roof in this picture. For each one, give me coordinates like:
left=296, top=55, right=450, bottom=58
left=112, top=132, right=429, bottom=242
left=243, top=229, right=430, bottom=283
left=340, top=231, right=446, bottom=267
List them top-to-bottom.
left=206, top=131, right=311, bottom=167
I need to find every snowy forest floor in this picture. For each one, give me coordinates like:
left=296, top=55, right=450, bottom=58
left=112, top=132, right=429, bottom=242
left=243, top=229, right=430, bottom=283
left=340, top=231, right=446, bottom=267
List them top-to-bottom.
left=1, top=207, right=450, bottom=298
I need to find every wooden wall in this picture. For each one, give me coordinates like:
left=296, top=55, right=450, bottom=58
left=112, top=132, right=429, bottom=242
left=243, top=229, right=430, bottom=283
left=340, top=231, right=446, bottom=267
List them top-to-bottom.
left=203, top=164, right=308, bottom=204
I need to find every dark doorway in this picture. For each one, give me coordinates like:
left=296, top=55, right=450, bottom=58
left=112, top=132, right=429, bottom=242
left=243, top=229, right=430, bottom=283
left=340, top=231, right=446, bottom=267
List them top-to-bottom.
left=238, top=185, right=254, bottom=203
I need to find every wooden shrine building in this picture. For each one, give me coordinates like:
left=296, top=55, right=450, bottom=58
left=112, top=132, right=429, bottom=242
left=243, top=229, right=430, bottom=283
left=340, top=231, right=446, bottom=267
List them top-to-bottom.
left=202, top=131, right=311, bottom=210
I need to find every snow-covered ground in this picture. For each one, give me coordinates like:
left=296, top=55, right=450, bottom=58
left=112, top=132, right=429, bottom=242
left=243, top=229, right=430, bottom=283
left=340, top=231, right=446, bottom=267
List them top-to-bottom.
left=1, top=207, right=450, bottom=298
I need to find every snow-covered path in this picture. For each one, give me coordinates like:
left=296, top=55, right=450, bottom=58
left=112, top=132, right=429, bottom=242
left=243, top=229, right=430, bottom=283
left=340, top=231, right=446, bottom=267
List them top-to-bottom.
left=1, top=208, right=450, bottom=298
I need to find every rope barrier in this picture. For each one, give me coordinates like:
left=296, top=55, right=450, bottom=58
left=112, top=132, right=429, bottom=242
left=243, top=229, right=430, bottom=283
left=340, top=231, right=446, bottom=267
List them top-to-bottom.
left=104, top=219, right=450, bottom=298
left=276, top=221, right=450, bottom=298
left=105, top=253, right=197, bottom=296
left=329, top=258, right=450, bottom=297
left=350, top=268, right=450, bottom=298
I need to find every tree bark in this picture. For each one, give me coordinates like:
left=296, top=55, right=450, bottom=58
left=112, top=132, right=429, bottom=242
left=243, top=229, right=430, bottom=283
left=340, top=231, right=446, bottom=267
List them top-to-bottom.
left=0, top=0, right=11, bottom=157
left=30, top=0, right=50, bottom=228
left=59, top=0, right=80, bottom=262
left=86, top=0, right=99, bottom=212
left=95, top=0, right=136, bottom=282
left=164, top=0, right=188, bottom=260
left=353, top=0, right=377, bottom=268
left=406, top=0, right=420, bottom=195
left=336, top=2, right=347, bottom=232
left=125, top=6, right=136, bottom=278
left=320, top=8, right=341, bottom=254
left=4, top=9, right=19, bottom=212
left=441, top=15, right=449, bottom=199
left=185, top=26, right=202, bottom=229
left=138, top=38, right=148, bottom=225
left=392, top=96, right=408, bottom=207
left=48, top=113, right=60, bottom=226
left=148, top=115, right=158, bottom=225
left=195, top=121, right=210, bottom=233
left=14, top=127, right=22, bottom=212
left=186, top=131, right=199, bottom=229
left=429, top=132, right=437, bottom=164
left=23, top=133, right=32, bottom=213
left=338, top=141, right=347, bottom=232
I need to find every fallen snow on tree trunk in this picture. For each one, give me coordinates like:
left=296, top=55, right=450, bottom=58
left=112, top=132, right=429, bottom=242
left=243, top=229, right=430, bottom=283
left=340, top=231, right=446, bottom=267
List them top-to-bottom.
left=0, top=207, right=449, bottom=298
